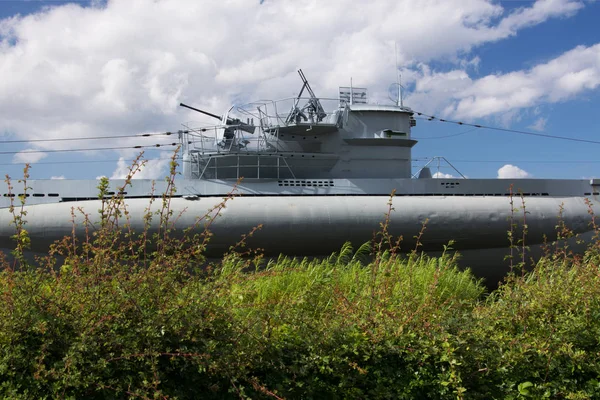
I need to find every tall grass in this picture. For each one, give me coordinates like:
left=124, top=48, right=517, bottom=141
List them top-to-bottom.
left=0, top=154, right=599, bottom=399
left=225, top=249, right=482, bottom=324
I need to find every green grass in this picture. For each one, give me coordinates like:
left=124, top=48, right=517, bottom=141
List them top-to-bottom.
left=1, top=160, right=600, bottom=398
left=2, top=230, right=600, bottom=398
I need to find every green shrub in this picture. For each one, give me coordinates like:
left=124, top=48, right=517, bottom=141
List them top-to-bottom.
left=2, top=158, right=600, bottom=398
left=458, top=255, right=600, bottom=399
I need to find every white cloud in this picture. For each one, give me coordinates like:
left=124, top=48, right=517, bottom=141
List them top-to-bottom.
left=0, top=0, right=591, bottom=163
left=495, top=0, right=584, bottom=34
left=406, top=42, right=600, bottom=120
left=459, top=56, right=481, bottom=71
left=528, top=117, right=547, bottom=131
left=12, top=149, right=47, bottom=164
left=110, top=156, right=171, bottom=180
left=497, top=164, right=532, bottom=179
left=432, top=171, right=456, bottom=179
left=50, top=175, right=65, bottom=179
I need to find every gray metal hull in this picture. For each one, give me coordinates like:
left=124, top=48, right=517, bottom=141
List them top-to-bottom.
left=2, top=77, right=596, bottom=284
left=1, top=174, right=598, bottom=283
left=0, top=195, right=594, bottom=283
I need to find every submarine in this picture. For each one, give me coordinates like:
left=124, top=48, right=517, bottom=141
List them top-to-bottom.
left=0, top=70, right=597, bottom=283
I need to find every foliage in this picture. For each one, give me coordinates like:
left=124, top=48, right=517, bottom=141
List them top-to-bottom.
left=0, top=158, right=600, bottom=399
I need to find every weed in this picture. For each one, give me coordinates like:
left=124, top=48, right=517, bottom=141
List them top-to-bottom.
left=0, top=154, right=599, bottom=398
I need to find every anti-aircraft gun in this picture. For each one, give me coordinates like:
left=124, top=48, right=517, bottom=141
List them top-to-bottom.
left=286, top=69, right=328, bottom=125
left=179, top=102, right=255, bottom=142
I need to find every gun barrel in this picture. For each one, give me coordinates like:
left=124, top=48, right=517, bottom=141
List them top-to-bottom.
left=179, top=103, right=221, bottom=120
left=180, top=103, right=254, bottom=133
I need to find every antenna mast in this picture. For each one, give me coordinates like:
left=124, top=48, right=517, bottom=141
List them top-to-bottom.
left=395, top=41, right=403, bottom=107
left=399, top=73, right=403, bottom=108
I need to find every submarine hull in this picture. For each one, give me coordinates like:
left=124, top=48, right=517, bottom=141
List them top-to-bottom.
left=0, top=195, right=594, bottom=282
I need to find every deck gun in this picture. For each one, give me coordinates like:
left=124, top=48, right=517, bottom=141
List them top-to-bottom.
left=286, top=69, right=328, bottom=124
left=179, top=103, right=255, bottom=134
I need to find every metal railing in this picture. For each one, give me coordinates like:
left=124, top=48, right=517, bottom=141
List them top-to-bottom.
left=236, top=97, right=342, bottom=130
left=180, top=123, right=298, bottom=179
left=181, top=123, right=265, bottom=155
left=191, top=153, right=297, bottom=180
left=412, top=157, right=468, bottom=179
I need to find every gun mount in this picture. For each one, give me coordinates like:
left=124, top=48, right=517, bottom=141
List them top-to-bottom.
left=286, top=69, right=328, bottom=124
left=179, top=103, right=255, bottom=134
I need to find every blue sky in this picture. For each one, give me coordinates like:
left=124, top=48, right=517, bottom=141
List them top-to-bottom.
left=0, top=0, right=599, bottom=180
left=409, top=0, right=600, bottom=179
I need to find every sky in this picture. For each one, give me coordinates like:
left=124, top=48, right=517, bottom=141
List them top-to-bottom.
left=0, top=0, right=599, bottom=181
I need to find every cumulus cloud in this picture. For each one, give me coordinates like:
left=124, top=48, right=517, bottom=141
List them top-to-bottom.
left=0, top=0, right=594, bottom=176
left=495, top=0, right=583, bottom=33
left=0, top=1, right=590, bottom=126
left=405, top=43, right=600, bottom=120
left=528, top=117, right=547, bottom=131
left=12, top=149, right=47, bottom=164
left=110, top=156, right=171, bottom=180
left=497, top=164, right=532, bottom=179
left=432, top=171, right=456, bottom=179
left=50, top=175, right=65, bottom=180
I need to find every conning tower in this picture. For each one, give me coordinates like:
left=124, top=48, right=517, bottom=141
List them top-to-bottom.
left=180, top=70, right=417, bottom=181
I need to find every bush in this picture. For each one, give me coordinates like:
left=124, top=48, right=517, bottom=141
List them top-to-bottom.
left=1, top=158, right=600, bottom=398
left=0, top=245, right=487, bottom=399
left=458, top=255, right=600, bottom=399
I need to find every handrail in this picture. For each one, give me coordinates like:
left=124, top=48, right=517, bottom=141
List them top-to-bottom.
left=237, top=97, right=340, bottom=130
left=413, top=156, right=468, bottom=179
